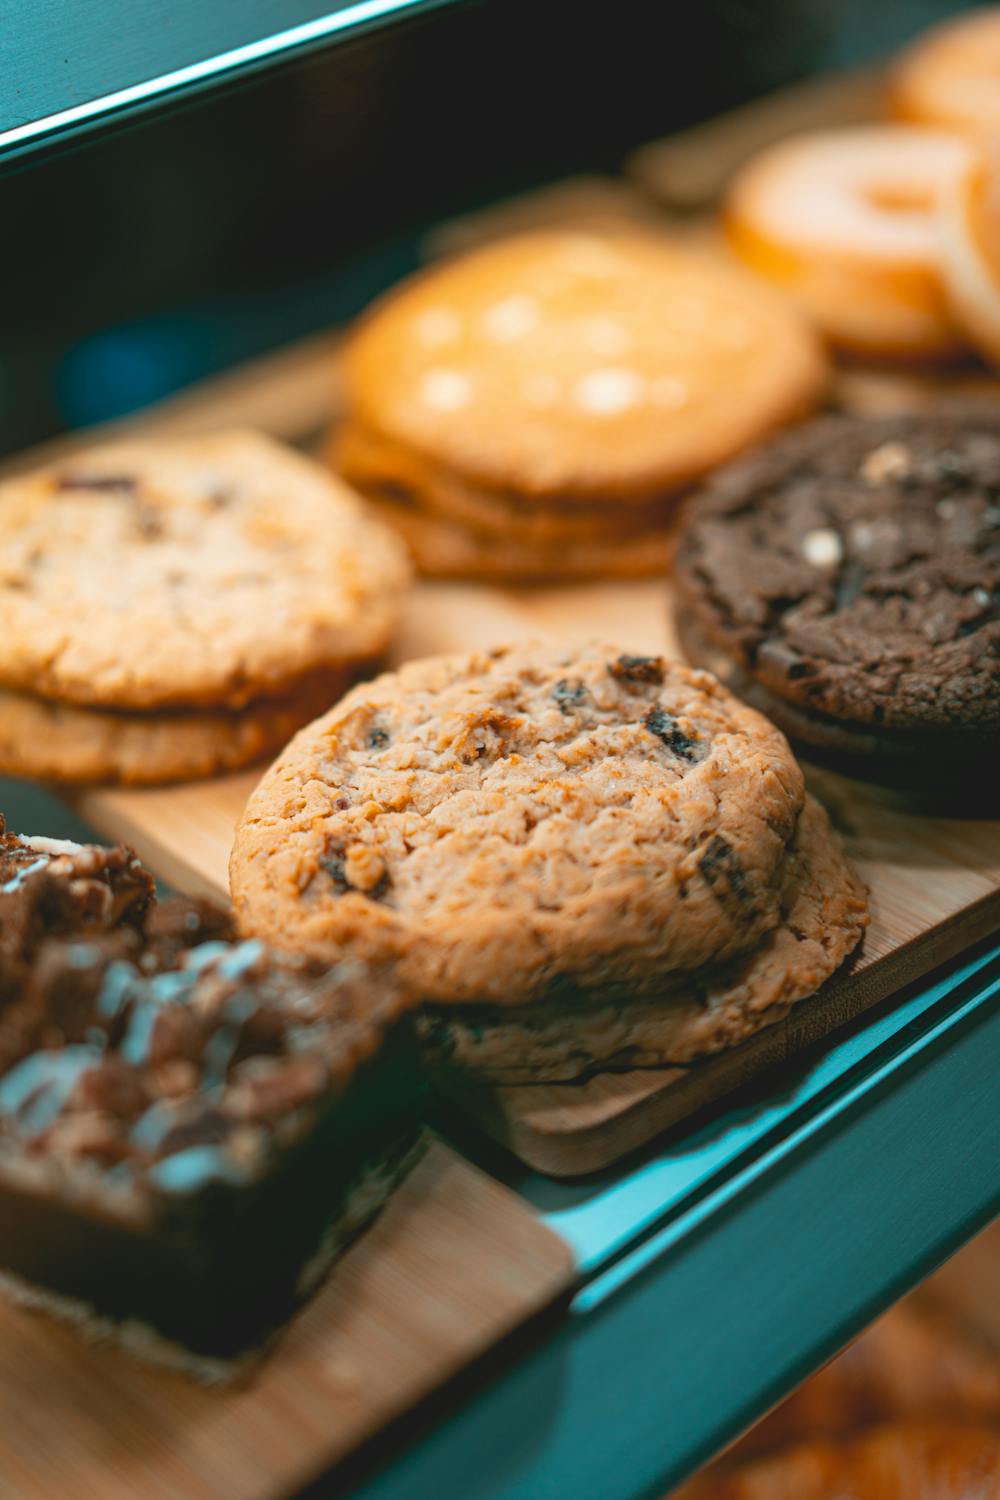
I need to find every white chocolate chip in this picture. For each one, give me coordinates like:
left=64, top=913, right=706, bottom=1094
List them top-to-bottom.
left=481, top=295, right=539, bottom=343
left=414, top=307, right=461, bottom=347
left=573, top=367, right=645, bottom=416
left=419, top=368, right=471, bottom=412
left=861, top=442, right=911, bottom=485
left=936, top=498, right=957, bottom=519
left=801, top=527, right=843, bottom=568
left=973, top=587, right=990, bottom=607
left=20, top=835, right=84, bottom=854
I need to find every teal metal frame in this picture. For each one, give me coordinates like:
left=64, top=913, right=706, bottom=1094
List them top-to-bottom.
left=350, top=946, right=1000, bottom=1499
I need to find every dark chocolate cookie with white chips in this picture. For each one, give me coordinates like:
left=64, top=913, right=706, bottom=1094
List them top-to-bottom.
left=673, top=407, right=1000, bottom=786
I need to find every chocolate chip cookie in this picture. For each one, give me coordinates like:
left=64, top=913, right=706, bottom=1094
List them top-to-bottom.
left=674, top=408, right=1000, bottom=784
left=0, top=430, right=411, bottom=710
left=230, top=643, right=866, bottom=1081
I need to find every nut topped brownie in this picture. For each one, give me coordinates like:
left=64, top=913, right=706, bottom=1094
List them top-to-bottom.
left=0, top=817, right=155, bottom=1006
left=0, top=823, right=422, bottom=1378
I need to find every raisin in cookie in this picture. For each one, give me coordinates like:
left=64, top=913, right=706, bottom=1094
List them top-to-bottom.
left=674, top=408, right=1000, bottom=784
left=0, top=430, right=410, bottom=710
left=231, top=643, right=865, bottom=1079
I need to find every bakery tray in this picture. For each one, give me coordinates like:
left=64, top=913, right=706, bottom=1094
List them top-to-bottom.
left=3, top=5, right=999, bottom=1494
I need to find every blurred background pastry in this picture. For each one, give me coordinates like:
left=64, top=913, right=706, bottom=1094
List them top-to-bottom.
left=331, top=230, right=826, bottom=582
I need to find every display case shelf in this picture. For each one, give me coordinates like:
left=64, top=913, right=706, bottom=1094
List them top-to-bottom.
left=2, top=2, right=997, bottom=1494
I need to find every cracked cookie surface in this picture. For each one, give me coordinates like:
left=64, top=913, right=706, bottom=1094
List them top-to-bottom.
left=674, top=408, right=1000, bottom=739
left=0, top=430, right=410, bottom=710
left=231, top=642, right=808, bottom=1007
left=416, top=795, right=868, bottom=1081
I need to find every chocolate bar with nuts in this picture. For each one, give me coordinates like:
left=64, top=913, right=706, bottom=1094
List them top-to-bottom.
left=0, top=825, right=422, bottom=1379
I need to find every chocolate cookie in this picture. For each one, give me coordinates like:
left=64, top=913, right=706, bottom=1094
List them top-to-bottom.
left=673, top=409, right=1000, bottom=784
left=0, top=430, right=410, bottom=710
left=230, top=643, right=866, bottom=1081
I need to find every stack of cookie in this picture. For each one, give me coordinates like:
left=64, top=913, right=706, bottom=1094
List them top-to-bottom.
left=332, top=230, right=826, bottom=582
left=673, top=407, right=1000, bottom=790
left=0, top=430, right=411, bottom=785
left=230, top=642, right=868, bottom=1083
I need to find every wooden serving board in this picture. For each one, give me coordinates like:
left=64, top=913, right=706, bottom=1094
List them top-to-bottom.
left=11, top=64, right=1000, bottom=1182
left=75, top=582, right=1000, bottom=1177
left=0, top=1137, right=573, bottom=1500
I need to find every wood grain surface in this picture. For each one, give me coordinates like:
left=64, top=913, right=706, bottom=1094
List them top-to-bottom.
left=75, top=577, right=1000, bottom=1175
left=0, top=1138, right=573, bottom=1500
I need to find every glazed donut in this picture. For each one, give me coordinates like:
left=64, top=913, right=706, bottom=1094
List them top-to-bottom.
left=889, top=8, right=1000, bottom=138
left=724, top=127, right=972, bottom=359
left=940, top=140, right=1000, bottom=370
left=679, top=1424, right=1000, bottom=1499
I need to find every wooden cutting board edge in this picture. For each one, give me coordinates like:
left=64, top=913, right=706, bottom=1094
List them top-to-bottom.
left=433, top=886, right=1000, bottom=1178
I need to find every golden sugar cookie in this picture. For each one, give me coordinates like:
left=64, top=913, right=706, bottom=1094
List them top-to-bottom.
left=888, top=6, right=1000, bottom=137
left=724, top=126, right=971, bottom=359
left=940, top=140, right=1000, bottom=370
left=339, top=230, right=826, bottom=506
left=331, top=421, right=671, bottom=550
left=0, top=431, right=410, bottom=711
left=360, top=489, right=673, bottom=582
